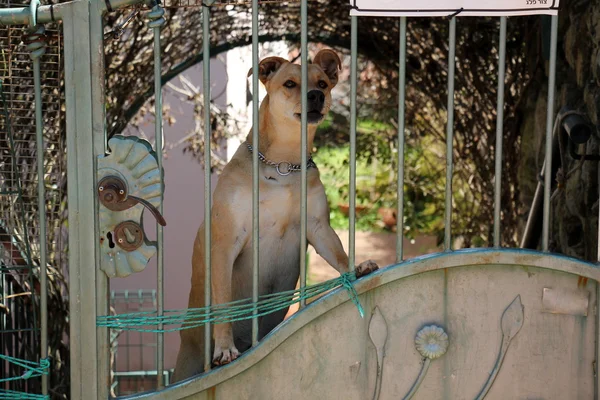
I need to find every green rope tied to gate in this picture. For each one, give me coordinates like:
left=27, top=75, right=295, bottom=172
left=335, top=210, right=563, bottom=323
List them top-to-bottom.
left=97, top=272, right=364, bottom=332
left=340, top=272, right=364, bottom=318
left=0, top=355, right=49, bottom=383
left=0, top=355, right=50, bottom=399
left=0, top=389, right=49, bottom=400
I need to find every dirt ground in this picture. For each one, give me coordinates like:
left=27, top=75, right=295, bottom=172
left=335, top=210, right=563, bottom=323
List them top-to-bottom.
left=285, top=231, right=439, bottom=318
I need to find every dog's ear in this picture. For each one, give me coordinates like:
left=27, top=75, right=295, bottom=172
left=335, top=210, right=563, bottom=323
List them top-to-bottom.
left=313, top=49, right=342, bottom=87
left=247, top=56, right=289, bottom=85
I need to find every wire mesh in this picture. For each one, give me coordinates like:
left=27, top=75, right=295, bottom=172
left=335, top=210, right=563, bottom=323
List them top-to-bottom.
left=0, top=1, right=67, bottom=396
left=109, top=290, right=169, bottom=396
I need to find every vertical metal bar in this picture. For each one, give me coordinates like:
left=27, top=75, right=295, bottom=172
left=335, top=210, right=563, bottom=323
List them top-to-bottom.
left=63, top=0, right=104, bottom=397
left=91, top=0, right=111, bottom=396
left=251, top=0, right=260, bottom=346
left=299, top=0, right=308, bottom=308
left=202, top=1, right=212, bottom=371
left=203, top=1, right=214, bottom=369
left=150, top=2, right=165, bottom=388
left=349, top=15, right=358, bottom=271
left=542, top=15, right=558, bottom=252
left=396, top=17, right=407, bottom=263
left=443, top=17, right=457, bottom=251
left=493, top=17, right=507, bottom=248
left=31, top=29, right=48, bottom=398
left=594, top=162, right=600, bottom=399
left=0, top=278, right=5, bottom=381
left=596, top=281, right=600, bottom=400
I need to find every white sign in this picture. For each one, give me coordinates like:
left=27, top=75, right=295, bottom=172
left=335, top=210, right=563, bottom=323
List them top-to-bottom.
left=349, top=0, right=559, bottom=17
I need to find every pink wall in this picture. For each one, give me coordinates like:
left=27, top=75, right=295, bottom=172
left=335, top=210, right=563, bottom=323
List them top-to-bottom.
left=111, top=58, right=227, bottom=373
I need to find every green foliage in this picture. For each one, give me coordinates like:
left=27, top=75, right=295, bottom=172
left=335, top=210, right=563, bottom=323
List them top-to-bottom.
left=314, top=119, right=449, bottom=239
left=402, top=134, right=446, bottom=241
left=313, top=144, right=382, bottom=232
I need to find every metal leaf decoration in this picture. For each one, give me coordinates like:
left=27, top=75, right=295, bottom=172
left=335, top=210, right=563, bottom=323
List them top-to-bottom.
left=475, top=294, right=524, bottom=400
left=501, top=295, right=524, bottom=339
left=368, top=307, right=388, bottom=400
left=369, top=307, right=388, bottom=363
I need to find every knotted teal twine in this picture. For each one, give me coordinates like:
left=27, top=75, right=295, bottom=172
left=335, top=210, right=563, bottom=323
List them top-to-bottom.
left=97, top=272, right=365, bottom=332
left=339, top=272, right=363, bottom=315
left=0, top=355, right=50, bottom=400
left=0, top=355, right=49, bottom=383
left=0, top=389, right=49, bottom=400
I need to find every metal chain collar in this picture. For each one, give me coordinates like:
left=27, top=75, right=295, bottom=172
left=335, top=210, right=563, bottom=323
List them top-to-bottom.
left=245, top=142, right=317, bottom=176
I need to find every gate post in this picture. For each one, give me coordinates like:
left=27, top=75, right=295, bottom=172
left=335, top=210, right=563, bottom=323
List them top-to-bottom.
left=62, top=0, right=110, bottom=398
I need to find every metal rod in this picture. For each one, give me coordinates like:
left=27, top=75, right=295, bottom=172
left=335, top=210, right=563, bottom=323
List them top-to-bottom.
left=0, top=0, right=142, bottom=25
left=251, top=0, right=260, bottom=346
left=299, top=0, right=308, bottom=308
left=90, top=1, right=112, bottom=395
left=203, top=2, right=214, bottom=369
left=151, top=3, right=165, bottom=388
left=349, top=15, right=358, bottom=271
left=542, top=15, right=558, bottom=252
left=493, top=16, right=507, bottom=248
left=396, top=17, right=407, bottom=263
left=444, top=17, right=457, bottom=251
left=32, top=29, right=48, bottom=398
left=597, top=158, right=600, bottom=399
left=520, top=164, right=544, bottom=249
left=596, top=281, right=600, bottom=400
left=402, top=358, right=431, bottom=400
left=112, top=370, right=171, bottom=377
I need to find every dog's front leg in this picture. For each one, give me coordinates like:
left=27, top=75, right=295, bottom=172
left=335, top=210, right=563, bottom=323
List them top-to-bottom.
left=307, top=185, right=379, bottom=277
left=209, top=202, right=248, bottom=366
left=307, top=216, right=378, bottom=278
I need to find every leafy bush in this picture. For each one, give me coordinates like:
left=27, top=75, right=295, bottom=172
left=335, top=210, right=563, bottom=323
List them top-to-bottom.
left=314, top=117, right=476, bottom=245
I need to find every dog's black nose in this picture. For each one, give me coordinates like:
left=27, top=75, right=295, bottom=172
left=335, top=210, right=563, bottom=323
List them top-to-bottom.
left=307, top=90, right=325, bottom=110
left=307, top=90, right=325, bottom=103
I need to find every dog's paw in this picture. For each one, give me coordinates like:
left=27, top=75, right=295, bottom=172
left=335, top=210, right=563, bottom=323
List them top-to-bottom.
left=356, top=260, right=379, bottom=278
left=212, top=345, right=240, bottom=367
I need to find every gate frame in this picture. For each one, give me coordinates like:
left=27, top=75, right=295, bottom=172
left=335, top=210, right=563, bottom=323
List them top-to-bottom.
left=61, top=0, right=146, bottom=398
left=2, top=1, right=596, bottom=399
left=63, top=1, right=108, bottom=398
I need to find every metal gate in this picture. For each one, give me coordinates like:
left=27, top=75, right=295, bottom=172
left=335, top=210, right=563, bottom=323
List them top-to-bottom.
left=2, top=0, right=600, bottom=399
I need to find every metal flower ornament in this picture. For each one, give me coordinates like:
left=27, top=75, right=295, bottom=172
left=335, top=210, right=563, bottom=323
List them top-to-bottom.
left=403, top=325, right=449, bottom=400
left=414, top=325, right=449, bottom=360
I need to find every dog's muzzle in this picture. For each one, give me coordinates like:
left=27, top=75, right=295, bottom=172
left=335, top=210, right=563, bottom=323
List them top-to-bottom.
left=295, top=90, right=325, bottom=123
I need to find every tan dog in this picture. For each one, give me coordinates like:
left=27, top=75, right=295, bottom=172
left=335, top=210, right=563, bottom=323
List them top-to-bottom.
left=173, top=49, right=378, bottom=383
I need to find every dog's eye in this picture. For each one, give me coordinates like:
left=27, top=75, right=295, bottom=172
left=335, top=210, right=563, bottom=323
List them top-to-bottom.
left=284, top=80, right=297, bottom=88
left=318, top=80, right=328, bottom=89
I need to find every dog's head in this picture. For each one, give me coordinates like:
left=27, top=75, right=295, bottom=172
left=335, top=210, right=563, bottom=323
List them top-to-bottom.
left=248, top=49, right=342, bottom=125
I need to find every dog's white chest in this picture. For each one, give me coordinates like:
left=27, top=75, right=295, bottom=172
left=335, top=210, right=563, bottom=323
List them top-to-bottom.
left=258, top=186, right=300, bottom=238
